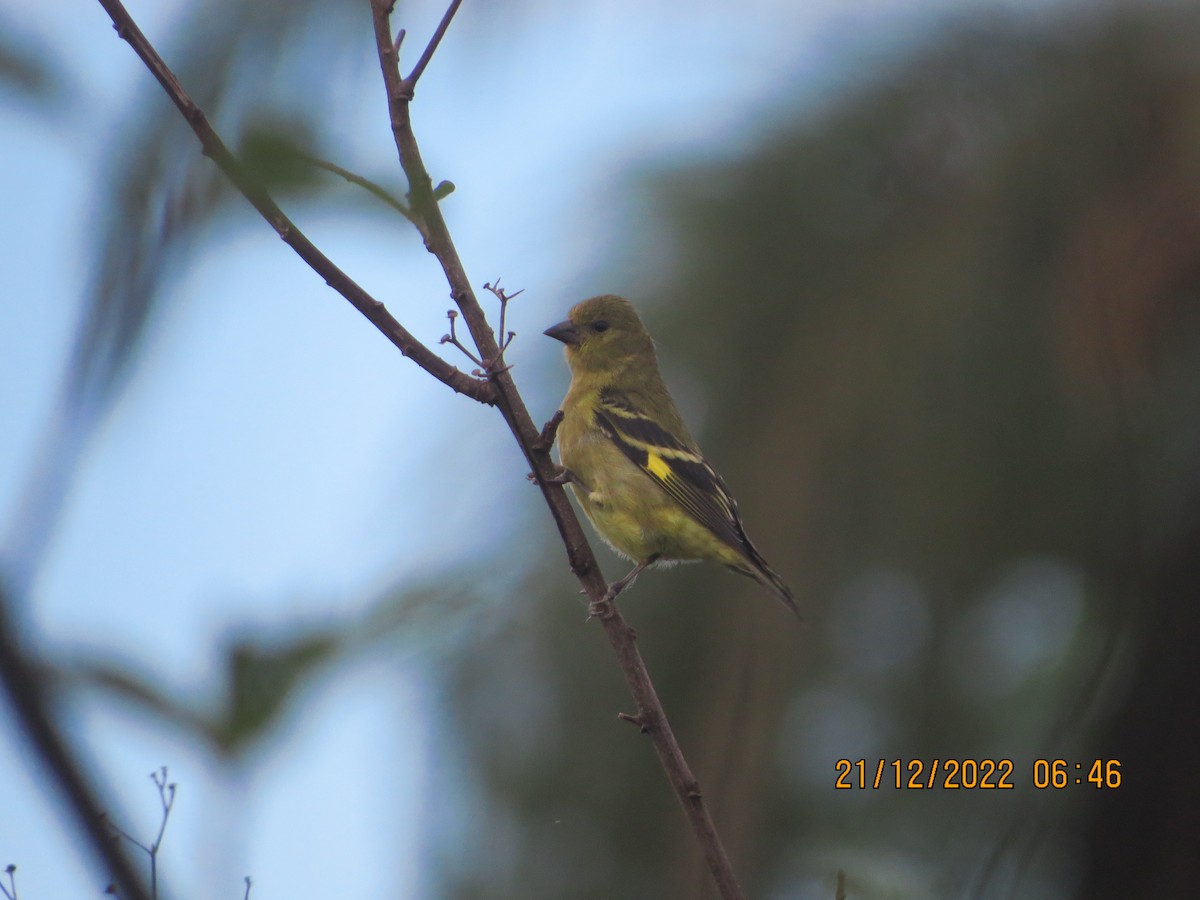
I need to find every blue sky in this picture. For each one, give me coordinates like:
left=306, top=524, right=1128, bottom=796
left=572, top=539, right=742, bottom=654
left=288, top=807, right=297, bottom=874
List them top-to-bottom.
left=0, top=0, right=1071, bottom=896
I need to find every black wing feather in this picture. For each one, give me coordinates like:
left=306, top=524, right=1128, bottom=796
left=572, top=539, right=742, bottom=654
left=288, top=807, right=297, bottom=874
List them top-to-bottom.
left=594, top=389, right=747, bottom=551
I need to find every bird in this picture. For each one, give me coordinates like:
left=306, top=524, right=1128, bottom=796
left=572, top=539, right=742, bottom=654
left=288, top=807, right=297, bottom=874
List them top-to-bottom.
left=543, top=294, right=799, bottom=618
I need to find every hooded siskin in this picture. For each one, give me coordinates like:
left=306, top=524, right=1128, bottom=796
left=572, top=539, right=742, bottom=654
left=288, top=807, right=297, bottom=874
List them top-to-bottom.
left=544, top=295, right=798, bottom=617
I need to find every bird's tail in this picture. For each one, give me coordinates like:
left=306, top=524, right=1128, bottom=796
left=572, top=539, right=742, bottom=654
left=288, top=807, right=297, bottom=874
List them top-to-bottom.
left=733, top=543, right=802, bottom=621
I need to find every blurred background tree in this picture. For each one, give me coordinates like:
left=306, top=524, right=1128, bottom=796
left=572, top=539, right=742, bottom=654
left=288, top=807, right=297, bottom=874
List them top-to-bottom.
left=2, top=1, right=1199, bottom=898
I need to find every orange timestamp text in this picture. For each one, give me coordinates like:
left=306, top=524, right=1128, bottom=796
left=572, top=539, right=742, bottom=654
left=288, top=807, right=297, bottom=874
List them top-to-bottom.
left=834, top=758, right=1123, bottom=789
left=835, top=758, right=1015, bottom=789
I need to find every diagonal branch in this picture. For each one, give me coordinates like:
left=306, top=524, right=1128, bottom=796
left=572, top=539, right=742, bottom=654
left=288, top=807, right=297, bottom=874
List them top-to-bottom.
left=94, top=0, right=496, bottom=408
left=401, top=0, right=463, bottom=92
left=368, top=2, right=747, bottom=898
left=298, top=152, right=417, bottom=223
left=0, top=584, right=153, bottom=900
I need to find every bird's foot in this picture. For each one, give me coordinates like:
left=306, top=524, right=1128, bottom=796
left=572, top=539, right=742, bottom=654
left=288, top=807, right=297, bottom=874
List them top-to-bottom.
left=527, top=464, right=575, bottom=485
left=546, top=465, right=574, bottom=485
left=585, top=556, right=658, bottom=622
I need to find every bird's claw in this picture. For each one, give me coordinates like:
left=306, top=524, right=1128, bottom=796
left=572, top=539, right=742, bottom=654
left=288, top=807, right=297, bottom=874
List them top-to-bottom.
left=527, top=465, right=574, bottom=486
left=546, top=465, right=574, bottom=485
left=586, top=597, right=615, bottom=621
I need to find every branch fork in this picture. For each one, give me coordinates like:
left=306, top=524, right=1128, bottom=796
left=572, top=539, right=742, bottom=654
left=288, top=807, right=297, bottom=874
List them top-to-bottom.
left=439, top=279, right=523, bottom=379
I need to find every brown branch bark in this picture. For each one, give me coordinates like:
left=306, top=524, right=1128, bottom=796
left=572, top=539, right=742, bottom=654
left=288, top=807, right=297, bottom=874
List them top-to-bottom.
left=77, top=1, right=748, bottom=897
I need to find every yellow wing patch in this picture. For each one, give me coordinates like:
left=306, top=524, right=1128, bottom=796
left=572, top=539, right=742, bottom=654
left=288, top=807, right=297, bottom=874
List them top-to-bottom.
left=645, top=452, right=672, bottom=481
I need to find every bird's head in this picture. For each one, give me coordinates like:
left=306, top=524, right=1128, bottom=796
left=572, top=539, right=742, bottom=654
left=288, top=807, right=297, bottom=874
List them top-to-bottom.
left=543, top=295, right=656, bottom=374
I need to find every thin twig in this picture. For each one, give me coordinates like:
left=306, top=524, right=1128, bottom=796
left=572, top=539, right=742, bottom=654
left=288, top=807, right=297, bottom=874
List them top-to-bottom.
left=401, top=0, right=462, bottom=92
left=298, top=153, right=417, bottom=224
left=483, top=279, right=522, bottom=363
left=439, top=310, right=484, bottom=367
left=535, top=410, right=564, bottom=453
left=617, top=711, right=649, bottom=733
left=103, top=767, right=177, bottom=899
left=148, top=768, right=175, bottom=896
left=103, top=817, right=151, bottom=855
left=1, top=864, right=17, bottom=900
left=243, top=876, right=253, bottom=900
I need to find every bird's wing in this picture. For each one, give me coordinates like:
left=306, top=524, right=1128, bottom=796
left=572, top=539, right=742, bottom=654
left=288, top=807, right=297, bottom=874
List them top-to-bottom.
left=594, top=388, right=747, bottom=550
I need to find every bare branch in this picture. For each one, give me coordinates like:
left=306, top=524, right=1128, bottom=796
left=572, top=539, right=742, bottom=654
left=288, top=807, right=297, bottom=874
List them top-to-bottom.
left=94, top=0, right=496, bottom=408
left=402, top=0, right=463, bottom=92
left=298, top=153, right=417, bottom=224
left=483, top=279, right=522, bottom=361
left=439, top=310, right=484, bottom=368
left=534, top=410, right=564, bottom=453
left=617, top=711, right=649, bottom=733
left=103, top=766, right=178, bottom=898
left=149, top=768, right=175, bottom=894
left=102, top=814, right=152, bottom=856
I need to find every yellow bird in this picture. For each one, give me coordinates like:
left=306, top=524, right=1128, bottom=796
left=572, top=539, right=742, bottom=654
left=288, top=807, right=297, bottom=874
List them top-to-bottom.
left=544, top=295, right=799, bottom=618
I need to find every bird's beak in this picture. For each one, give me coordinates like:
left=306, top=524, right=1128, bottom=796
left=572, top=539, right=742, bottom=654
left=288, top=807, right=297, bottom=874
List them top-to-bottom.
left=543, top=319, right=582, bottom=345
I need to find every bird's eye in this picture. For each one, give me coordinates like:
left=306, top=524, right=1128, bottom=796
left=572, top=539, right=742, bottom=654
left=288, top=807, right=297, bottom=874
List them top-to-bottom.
left=591, top=321, right=609, bottom=333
